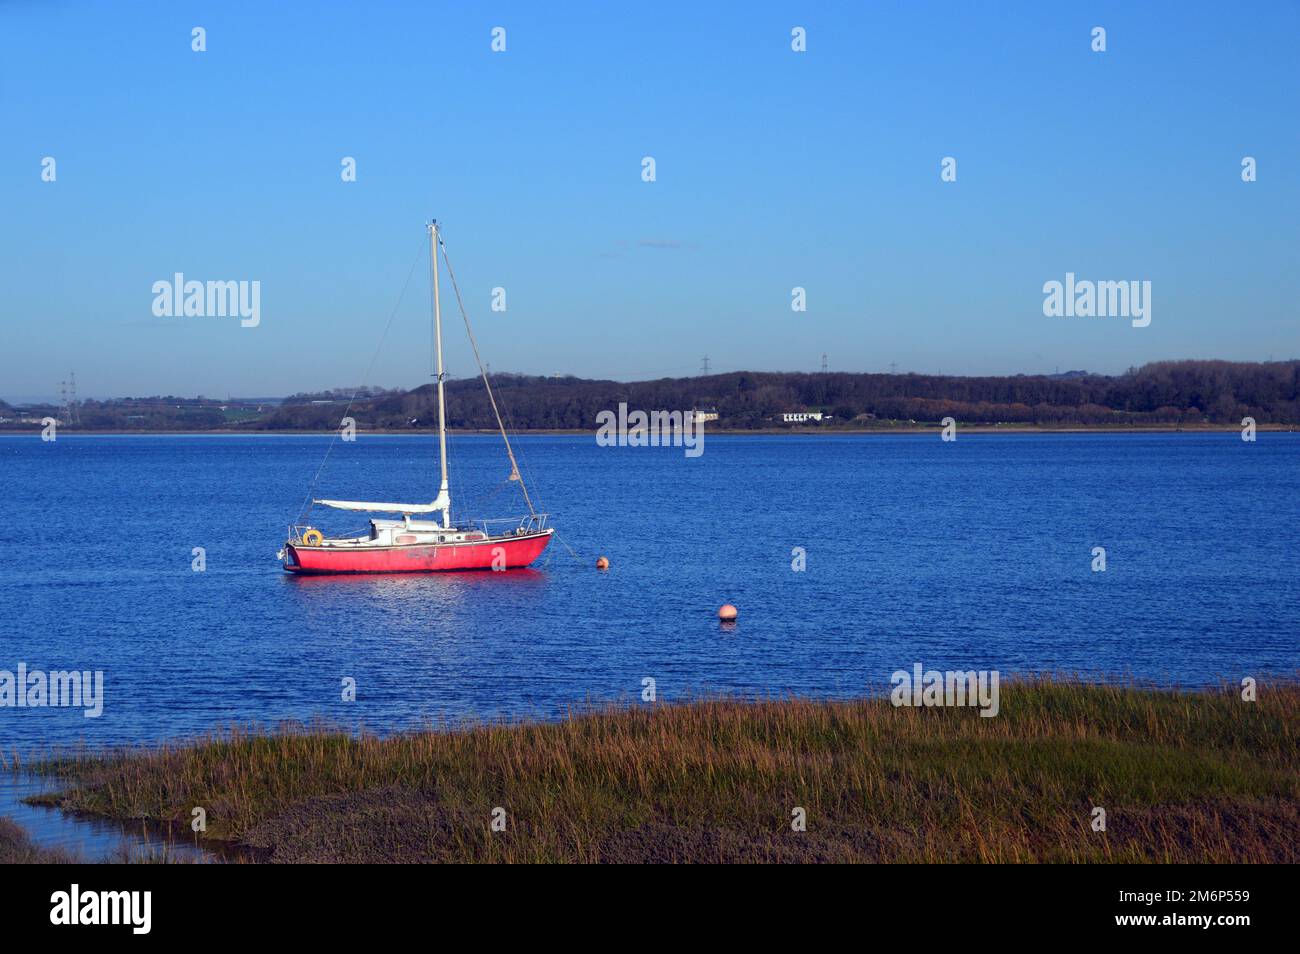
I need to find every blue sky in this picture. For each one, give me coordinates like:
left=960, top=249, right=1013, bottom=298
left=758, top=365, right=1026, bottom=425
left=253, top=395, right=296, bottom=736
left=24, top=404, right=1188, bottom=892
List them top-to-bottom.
left=2, top=1, right=1297, bottom=399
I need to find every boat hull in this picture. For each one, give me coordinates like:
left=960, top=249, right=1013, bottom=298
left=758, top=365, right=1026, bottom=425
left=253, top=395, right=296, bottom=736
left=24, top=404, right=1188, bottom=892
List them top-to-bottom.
left=284, top=530, right=553, bottom=574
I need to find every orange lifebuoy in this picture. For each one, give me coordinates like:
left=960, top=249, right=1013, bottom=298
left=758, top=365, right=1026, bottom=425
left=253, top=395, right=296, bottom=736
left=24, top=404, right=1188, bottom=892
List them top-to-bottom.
left=301, top=529, right=324, bottom=546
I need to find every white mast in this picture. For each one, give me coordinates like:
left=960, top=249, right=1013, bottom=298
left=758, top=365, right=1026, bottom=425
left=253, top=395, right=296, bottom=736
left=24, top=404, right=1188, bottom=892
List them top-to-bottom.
left=430, top=221, right=451, bottom=529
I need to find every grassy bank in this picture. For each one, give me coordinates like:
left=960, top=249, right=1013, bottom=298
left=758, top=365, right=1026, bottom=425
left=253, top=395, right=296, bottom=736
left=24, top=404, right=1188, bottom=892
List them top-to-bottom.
left=23, top=680, right=1300, bottom=863
left=0, top=818, right=77, bottom=864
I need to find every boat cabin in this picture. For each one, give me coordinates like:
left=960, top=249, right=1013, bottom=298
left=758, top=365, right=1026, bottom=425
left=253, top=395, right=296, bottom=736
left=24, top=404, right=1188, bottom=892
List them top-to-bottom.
left=367, top=518, right=486, bottom=546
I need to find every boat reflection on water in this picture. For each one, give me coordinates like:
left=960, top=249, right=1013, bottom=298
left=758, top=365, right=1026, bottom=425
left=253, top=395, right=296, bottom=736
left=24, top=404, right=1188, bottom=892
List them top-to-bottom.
left=275, top=564, right=558, bottom=725
left=278, top=567, right=553, bottom=644
left=282, top=567, right=548, bottom=593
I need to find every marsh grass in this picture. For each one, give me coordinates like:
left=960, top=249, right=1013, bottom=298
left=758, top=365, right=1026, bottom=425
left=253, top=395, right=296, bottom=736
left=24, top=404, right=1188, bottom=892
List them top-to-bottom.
left=22, top=679, right=1300, bottom=863
left=0, top=817, right=79, bottom=864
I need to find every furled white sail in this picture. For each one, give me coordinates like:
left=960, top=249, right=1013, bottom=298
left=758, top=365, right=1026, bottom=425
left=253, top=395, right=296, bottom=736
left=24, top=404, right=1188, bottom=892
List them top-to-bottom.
left=315, top=491, right=449, bottom=515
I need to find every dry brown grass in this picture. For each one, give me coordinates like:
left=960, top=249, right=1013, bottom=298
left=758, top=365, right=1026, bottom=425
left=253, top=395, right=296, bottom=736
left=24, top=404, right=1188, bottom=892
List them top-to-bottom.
left=25, top=679, right=1300, bottom=863
left=0, top=817, right=78, bottom=864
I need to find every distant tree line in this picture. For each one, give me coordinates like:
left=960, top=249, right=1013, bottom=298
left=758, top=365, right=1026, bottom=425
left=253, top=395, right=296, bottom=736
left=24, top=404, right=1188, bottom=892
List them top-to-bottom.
left=251, top=360, right=1300, bottom=430
left=5, top=361, right=1297, bottom=431
left=280, top=386, right=399, bottom=405
left=3, top=395, right=248, bottom=430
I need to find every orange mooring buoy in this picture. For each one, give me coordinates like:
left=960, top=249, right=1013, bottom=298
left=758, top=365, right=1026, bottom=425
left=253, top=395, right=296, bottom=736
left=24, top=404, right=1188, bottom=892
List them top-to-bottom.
left=596, top=556, right=609, bottom=570
left=718, top=603, right=738, bottom=622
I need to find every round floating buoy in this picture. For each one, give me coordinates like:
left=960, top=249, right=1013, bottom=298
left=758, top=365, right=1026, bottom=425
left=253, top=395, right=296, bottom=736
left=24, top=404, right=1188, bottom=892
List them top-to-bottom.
left=301, top=528, right=324, bottom=546
left=596, top=556, right=610, bottom=570
left=718, top=603, right=738, bottom=622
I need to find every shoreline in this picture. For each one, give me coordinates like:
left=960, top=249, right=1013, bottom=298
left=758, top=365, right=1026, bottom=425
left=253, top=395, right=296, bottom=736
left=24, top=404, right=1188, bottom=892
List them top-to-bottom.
left=1, top=425, right=1293, bottom=437
left=11, top=679, right=1298, bottom=864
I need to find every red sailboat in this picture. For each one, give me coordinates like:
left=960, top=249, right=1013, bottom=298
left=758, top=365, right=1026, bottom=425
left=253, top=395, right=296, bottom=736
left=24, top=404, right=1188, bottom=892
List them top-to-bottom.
left=280, top=221, right=554, bottom=574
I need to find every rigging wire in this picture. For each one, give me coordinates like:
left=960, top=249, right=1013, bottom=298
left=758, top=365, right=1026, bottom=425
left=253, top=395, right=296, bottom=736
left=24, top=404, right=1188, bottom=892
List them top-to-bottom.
left=437, top=229, right=538, bottom=517
left=295, top=233, right=428, bottom=525
left=474, top=324, right=552, bottom=528
left=489, top=372, right=548, bottom=516
left=552, top=530, right=582, bottom=562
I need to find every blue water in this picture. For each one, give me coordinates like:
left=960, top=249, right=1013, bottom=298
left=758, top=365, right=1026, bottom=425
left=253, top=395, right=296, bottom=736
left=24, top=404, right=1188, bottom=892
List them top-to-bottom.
left=1, top=432, right=1297, bottom=752
left=0, top=774, right=212, bottom=862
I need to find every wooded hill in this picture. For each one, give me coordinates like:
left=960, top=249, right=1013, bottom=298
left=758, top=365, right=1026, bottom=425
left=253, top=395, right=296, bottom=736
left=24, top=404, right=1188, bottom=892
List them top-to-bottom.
left=7, top=360, right=1297, bottom=430
left=253, top=360, right=1300, bottom=430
